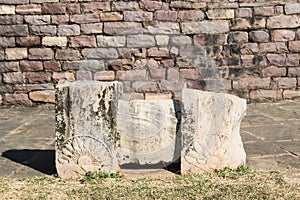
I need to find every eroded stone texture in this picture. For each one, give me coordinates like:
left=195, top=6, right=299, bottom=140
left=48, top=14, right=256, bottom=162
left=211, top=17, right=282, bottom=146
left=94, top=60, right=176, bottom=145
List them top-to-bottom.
left=55, top=81, right=123, bottom=178
left=181, top=88, right=246, bottom=173
left=116, top=100, right=179, bottom=168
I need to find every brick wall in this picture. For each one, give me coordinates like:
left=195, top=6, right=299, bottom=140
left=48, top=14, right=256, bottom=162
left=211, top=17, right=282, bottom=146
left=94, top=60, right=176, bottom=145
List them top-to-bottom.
left=0, top=0, right=299, bottom=105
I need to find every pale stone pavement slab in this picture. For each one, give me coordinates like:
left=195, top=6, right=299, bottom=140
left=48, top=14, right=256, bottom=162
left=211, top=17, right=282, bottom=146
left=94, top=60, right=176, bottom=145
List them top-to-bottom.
left=0, top=101, right=299, bottom=178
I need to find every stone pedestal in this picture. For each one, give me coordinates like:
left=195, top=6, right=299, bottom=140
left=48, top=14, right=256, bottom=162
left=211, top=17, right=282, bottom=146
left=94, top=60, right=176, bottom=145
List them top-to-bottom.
left=181, top=88, right=247, bottom=173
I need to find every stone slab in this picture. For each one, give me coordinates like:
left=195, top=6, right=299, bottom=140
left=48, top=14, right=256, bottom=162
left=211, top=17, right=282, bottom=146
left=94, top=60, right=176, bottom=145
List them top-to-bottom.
left=181, top=88, right=247, bottom=173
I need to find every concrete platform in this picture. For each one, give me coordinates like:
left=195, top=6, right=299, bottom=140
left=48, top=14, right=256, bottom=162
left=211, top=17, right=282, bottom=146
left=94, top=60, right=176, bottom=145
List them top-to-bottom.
left=0, top=101, right=299, bottom=178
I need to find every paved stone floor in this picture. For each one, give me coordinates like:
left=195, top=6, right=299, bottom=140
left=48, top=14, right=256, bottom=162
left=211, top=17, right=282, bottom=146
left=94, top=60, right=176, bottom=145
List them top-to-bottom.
left=0, top=101, right=299, bottom=179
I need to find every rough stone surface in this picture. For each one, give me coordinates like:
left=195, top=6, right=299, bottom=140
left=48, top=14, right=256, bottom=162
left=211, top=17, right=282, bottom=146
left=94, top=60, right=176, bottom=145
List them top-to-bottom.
left=55, top=81, right=123, bottom=178
left=181, top=88, right=246, bottom=173
left=29, top=90, right=55, bottom=103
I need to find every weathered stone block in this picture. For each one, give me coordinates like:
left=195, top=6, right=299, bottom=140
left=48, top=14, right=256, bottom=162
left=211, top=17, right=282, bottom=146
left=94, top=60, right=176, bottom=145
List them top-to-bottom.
left=140, top=0, right=162, bottom=11
left=112, top=1, right=139, bottom=11
left=170, top=1, right=191, bottom=9
left=81, top=2, right=110, bottom=13
left=42, top=3, right=65, bottom=14
left=66, top=3, right=80, bottom=14
left=285, top=3, right=300, bottom=15
left=16, top=4, right=41, bottom=14
left=0, top=5, right=15, bottom=14
left=254, top=6, right=274, bottom=16
left=235, top=8, right=252, bottom=18
left=206, top=9, right=234, bottom=19
left=178, top=10, right=205, bottom=21
left=124, top=11, right=153, bottom=22
left=154, top=11, right=177, bottom=21
left=100, top=12, right=123, bottom=21
left=70, top=14, right=100, bottom=24
left=0, top=15, right=23, bottom=25
left=25, top=15, right=50, bottom=25
left=51, top=15, right=69, bottom=25
left=267, top=15, right=300, bottom=29
left=182, top=21, right=229, bottom=34
left=104, top=22, right=144, bottom=35
left=148, top=22, right=180, bottom=35
left=81, top=23, right=102, bottom=34
left=0, top=25, right=28, bottom=36
left=29, top=25, right=56, bottom=36
left=57, top=25, right=80, bottom=36
left=271, top=30, right=295, bottom=41
left=228, top=31, right=248, bottom=43
left=249, top=31, right=269, bottom=42
left=127, top=35, right=155, bottom=48
left=16, top=36, right=40, bottom=47
left=42, top=36, right=67, bottom=47
left=69, top=36, right=96, bottom=48
left=97, top=36, right=126, bottom=47
left=0, top=37, right=15, bottom=47
left=289, top=41, right=300, bottom=52
left=259, top=42, right=288, bottom=53
left=5, top=48, right=27, bottom=60
left=29, top=48, right=54, bottom=60
left=82, top=48, right=118, bottom=59
left=55, top=49, right=81, bottom=61
left=63, top=60, right=105, bottom=72
left=20, top=61, right=43, bottom=72
left=44, top=61, right=61, bottom=72
left=0, top=62, right=18, bottom=72
left=262, top=66, right=286, bottom=77
left=76, top=71, right=92, bottom=81
left=94, top=71, right=115, bottom=81
left=3, top=72, right=24, bottom=84
left=25, top=72, right=51, bottom=83
left=52, top=72, right=75, bottom=82
left=274, top=77, right=297, bottom=89
left=233, top=78, right=270, bottom=90
left=56, top=81, right=123, bottom=178
left=181, top=89, right=246, bottom=173
left=249, top=89, right=281, bottom=100
left=29, top=90, right=55, bottom=103
left=283, top=90, right=300, bottom=99
left=4, top=93, right=32, bottom=106
left=117, top=99, right=178, bottom=167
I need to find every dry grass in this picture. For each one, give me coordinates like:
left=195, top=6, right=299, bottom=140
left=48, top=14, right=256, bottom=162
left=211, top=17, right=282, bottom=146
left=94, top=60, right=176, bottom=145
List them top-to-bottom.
left=1, top=167, right=299, bottom=200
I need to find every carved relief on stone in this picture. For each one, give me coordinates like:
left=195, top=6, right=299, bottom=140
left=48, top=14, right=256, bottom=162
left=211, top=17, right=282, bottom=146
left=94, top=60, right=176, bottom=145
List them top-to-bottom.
left=181, top=88, right=247, bottom=173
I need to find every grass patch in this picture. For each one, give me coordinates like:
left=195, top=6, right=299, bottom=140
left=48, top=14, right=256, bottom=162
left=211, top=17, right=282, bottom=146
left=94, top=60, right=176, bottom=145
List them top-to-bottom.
left=0, top=167, right=299, bottom=199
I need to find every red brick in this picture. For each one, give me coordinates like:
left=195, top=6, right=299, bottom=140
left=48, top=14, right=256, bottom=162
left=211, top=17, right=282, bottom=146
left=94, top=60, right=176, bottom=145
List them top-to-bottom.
left=140, top=0, right=162, bottom=11
left=81, top=2, right=110, bottom=13
left=42, top=3, right=66, bottom=14
left=178, top=10, right=205, bottom=21
left=154, top=11, right=177, bottom=21
left=69, top=36, right=96, bottom=47
left=20, top=61, right=43, bottom=72
left=44, top=61, right=61, bottom=72
left=149, top=68, right=166, bottom=80
left=180, top=68, right=200, bottom=80
left=116, top=70, right=147, bottom=81
left=94, top=71, right=115, bottom=81
left=25, top=72, right=51, bottom=83
left=4, top=94, right=32, bottom=106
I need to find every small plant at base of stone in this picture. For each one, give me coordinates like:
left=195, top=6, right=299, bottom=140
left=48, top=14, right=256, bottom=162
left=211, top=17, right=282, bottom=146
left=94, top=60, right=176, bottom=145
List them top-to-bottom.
left=214, top=165, right=253, bottom=179
left=81, top=171, right=124, bottom=183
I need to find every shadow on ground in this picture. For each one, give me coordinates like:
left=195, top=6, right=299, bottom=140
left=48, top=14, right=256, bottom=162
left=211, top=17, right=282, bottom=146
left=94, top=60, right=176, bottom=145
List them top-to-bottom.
left=2, top=150, right=57, bottom=175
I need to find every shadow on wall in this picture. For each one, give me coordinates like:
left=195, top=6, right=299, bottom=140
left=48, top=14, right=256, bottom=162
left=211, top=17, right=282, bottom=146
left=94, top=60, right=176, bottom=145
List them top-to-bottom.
left=2, top=149, right=57, bottom=175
